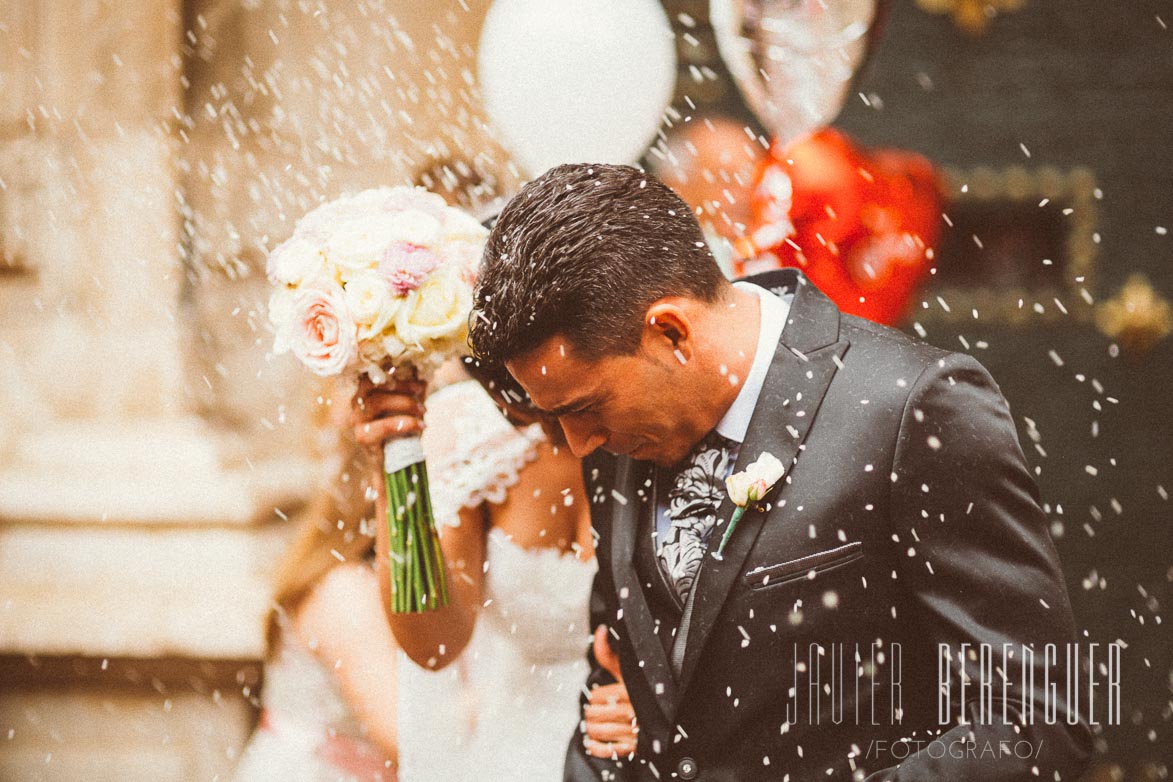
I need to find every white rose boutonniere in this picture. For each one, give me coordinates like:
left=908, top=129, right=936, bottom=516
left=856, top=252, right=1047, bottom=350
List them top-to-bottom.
left=716, top=452, right=786, bottom=557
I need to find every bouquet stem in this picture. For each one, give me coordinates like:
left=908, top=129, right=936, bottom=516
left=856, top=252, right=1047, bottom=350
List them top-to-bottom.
left=383, top=438, right=449, bottom=613
left=714, top=506, right=747, bottom=558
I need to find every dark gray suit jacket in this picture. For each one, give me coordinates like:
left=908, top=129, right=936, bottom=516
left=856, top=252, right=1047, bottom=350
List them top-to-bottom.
left=565, top=269, right=1091, bottom=781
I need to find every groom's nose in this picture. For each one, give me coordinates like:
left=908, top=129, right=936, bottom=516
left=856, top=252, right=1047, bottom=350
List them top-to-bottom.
left=559, top=415, right=607, bottom=458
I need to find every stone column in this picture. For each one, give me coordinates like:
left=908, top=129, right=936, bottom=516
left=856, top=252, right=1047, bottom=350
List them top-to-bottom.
left=1, top=0, right=512, bottom=777
left=0, top=2, right=304, bottom=778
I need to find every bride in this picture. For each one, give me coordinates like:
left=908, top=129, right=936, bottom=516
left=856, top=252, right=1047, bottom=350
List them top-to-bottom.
left=232, top=361, right=632, bottom=781
left=363, top=361, right=598, bottom=780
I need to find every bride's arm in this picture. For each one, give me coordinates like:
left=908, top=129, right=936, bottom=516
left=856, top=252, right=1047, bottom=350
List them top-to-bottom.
left=353, top=373, right=487, bottom=670
left=374, top=479, right=486, bottom=670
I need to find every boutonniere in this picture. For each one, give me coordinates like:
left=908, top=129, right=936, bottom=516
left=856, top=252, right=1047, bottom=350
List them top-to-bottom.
left=715, top=452, right=786, bottom=557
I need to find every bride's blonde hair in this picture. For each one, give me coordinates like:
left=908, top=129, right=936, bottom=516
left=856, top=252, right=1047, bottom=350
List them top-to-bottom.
left=265, top=382, right=379, bottom=649
left=271, top=446, right=375, bottom=609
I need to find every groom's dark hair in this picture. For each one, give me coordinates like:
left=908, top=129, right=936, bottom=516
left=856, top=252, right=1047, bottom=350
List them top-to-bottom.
left=469, top=163, right=728, bottom=367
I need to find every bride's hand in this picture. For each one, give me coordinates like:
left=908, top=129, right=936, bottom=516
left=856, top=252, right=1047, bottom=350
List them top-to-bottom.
left=351, top=373, right=427, bottom=453
left=584, top=625, right=639, bottom=759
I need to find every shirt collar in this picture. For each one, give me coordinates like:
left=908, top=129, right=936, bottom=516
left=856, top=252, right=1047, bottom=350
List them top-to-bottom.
left=714, top=282, right=790, bottom=445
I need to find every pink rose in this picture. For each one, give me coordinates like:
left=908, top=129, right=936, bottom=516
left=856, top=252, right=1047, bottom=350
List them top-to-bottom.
left=381, top=241, right=441, bottom=296
left=288, top=281, right=358, bottom=376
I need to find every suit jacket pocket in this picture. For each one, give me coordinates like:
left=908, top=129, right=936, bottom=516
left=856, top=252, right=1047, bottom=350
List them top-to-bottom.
left=743, top=541, right=864, bottom=590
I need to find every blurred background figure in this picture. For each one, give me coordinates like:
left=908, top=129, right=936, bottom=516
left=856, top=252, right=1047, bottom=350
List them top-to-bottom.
left=655, top=0, right=941, bottom=325
left=0, top=1, right=1169, bottom=781
left=649, top=115, right=765, bottom=275
left=411, top=158, right=503, bottom=223
left=231, top=431, right=399, bottom=782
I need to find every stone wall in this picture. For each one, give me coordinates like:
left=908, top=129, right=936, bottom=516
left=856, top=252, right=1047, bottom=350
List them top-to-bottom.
left=0, top=1, right=505, bottom=778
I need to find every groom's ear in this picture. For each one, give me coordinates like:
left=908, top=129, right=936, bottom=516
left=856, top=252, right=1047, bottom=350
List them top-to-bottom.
left=642, top=299, right=694, bottom=365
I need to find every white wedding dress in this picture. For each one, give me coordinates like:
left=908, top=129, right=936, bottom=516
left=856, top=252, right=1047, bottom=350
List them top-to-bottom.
left=233, top=380, right=596, bottom=782
left=396, top=526, right=595, bottom=781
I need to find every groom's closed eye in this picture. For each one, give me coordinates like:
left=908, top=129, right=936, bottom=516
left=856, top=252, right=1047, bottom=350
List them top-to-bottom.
left=549, top=398, right=600, bottom=418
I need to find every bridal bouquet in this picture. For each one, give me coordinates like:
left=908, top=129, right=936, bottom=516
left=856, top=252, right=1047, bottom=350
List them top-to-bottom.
left=267, top=186, right=488, bottom=612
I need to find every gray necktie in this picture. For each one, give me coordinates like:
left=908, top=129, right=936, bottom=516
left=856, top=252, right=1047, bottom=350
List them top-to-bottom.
left=658, top=431, right=736, bottom=605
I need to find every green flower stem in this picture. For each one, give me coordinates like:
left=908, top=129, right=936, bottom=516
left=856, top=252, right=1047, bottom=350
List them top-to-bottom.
left=383, top=457, right=450, bottom=613
left=420, top=461, right=448, bottom=610
left=384, top=469, right=400, bottom=611
left=405, top=470, right=415, bottom=611
left=715, top=505, right=748, bottom=557
left=418, top=507, right=437, bottom=608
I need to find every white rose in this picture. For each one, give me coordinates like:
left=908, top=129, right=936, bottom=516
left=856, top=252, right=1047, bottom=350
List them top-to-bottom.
left=296, top=189, right=390, bottom=240
left=384, top=210, right=444, bottom=246
left=267, top=237, right=325, bottom=286
left=393, top=267, right=473, bottom=347
left=343, top=270, right=400, bottom=338
left=726, top=452, right=786, bottom=507
left=745, top=452, right=786, bottom=487
left=725, top=471, right=754, bottom=507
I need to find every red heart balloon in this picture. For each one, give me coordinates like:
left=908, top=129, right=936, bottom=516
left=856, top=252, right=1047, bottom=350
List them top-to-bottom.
left=738, top=129, right=941, bottom=326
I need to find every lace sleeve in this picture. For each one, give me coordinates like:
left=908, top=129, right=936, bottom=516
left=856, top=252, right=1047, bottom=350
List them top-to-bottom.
left=420, top=380, right=545, bottom=526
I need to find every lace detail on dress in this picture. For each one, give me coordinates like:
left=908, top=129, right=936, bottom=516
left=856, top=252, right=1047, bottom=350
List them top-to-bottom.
left=422, top=381, right=545, bottom=526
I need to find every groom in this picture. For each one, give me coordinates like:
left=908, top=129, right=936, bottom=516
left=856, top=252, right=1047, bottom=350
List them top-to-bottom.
left=469, top=164, right=1092, bottom=781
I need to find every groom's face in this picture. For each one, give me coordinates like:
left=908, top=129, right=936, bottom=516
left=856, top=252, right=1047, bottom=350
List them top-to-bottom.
left=506, top=334, right=701, bottom=467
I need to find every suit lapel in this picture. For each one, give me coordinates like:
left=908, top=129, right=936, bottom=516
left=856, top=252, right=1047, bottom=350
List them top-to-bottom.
left=672, top=270, right=850, bottom=704
left=609, top=455, right=679, bottom=723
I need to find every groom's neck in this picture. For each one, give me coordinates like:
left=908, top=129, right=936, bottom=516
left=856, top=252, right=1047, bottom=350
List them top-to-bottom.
left=698, top=284, right=761, bottom=427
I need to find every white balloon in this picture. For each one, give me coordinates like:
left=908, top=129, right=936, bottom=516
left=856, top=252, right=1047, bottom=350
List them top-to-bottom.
left=478, top=0, right=678, bottom=177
